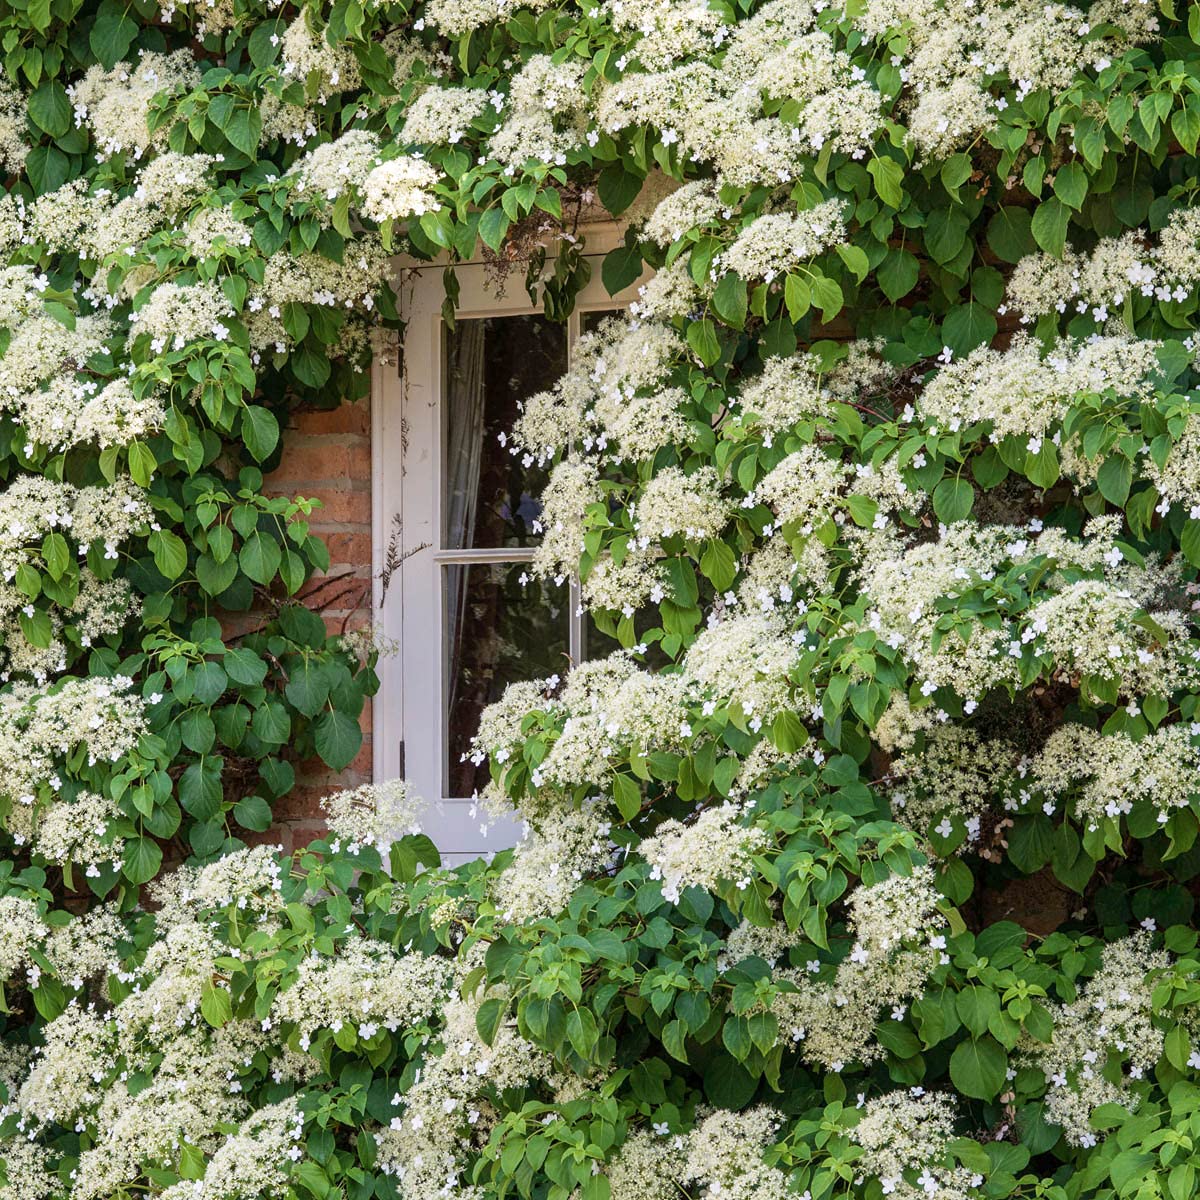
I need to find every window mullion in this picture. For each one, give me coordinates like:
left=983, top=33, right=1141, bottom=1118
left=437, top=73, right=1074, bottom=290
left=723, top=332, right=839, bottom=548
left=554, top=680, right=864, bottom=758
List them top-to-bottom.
left=568, top=576, right=583, bottom=666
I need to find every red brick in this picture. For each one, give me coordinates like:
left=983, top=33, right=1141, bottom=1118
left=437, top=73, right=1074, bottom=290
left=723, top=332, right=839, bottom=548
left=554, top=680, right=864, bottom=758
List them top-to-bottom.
left=292, top=402, right=371, bottom=436
left=271, top=442, right=351, bottom=483
left=347, top=442, right=372, bottom=481
left=307, top=490, right=371, bottom=526
left=324, top=531, right=372, bottom=566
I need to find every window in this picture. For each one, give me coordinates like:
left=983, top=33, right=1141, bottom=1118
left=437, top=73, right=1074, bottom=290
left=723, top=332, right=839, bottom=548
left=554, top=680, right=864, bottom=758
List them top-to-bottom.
left=372, top=231, right=647, bottom=861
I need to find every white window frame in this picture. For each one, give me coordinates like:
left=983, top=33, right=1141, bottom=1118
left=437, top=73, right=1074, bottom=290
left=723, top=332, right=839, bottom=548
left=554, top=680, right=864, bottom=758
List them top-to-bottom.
left=371, top=225, right=647, bottom=859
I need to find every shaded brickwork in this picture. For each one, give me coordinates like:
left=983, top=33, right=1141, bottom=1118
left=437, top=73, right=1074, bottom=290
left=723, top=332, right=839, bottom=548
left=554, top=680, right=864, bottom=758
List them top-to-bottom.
left=265, top=396, right=375, bottom=851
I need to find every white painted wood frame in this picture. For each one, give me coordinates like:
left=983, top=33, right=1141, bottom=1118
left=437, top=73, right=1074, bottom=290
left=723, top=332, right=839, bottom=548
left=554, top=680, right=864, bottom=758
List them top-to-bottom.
left=371, top=226, right=647, bottom=860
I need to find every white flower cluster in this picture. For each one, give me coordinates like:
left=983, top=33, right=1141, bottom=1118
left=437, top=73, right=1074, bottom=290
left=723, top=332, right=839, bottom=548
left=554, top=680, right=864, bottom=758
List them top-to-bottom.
left=852, top=0, right=1157, bottom=159
left=68, top=51, right=202, bottom=159
left=489, top=55, right=590, bottom=170
left=0, top=78, right=28, bottom=174
left=361, top=156, right=443, bottom=222
left=718, top=202, right=846, bottom=282
left=1006, top=215, right=1200, bottom=322
left=127, top=280, right=235, bottom=352
left=514, top=318, right=684, bottom=465
left=916, top=333, right=1161, bottom=443
left=633, top=465, right=728, bottom=541
left=0, top=476, right=147, bottom=680
left=856, top=517, right=1196, bottom=706
left=0, top=675, right=146, bottom=818
left=890, top=716, right=1200, bottom=843
left=320, top=779, right=428, bottom=849
left=493, top=801, right=617, bottom=920
left=640, top=802, right=765, bottom=903
left=772, top=868, right=947, bottom=1070
left=0, top=893, right=47, bottom=985
left=1024, top=932, right=1167, bottom=1146
left=272, top=938, right=454, bottom=1046
left=376, top=958, right=563, bottom=1197
left=853, top=1091, right=983, bottom=1200
left=160, top=1100, right=304, bottom=1200
left=680, top=1107, right=791, bottom=1200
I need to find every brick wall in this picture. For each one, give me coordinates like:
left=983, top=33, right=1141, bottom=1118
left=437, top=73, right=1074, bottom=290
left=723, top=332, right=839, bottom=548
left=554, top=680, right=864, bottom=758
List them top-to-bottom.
left=265, top=395, right=375, bottom=852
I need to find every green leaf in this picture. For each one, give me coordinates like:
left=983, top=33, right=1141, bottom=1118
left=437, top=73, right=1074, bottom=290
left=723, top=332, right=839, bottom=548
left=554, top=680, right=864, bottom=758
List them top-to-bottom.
left=89, top=8, right=138, bottom=67
left=27, top=81, right=71, bottom=138
left=1172, top=104, right=1200, bottom=155
left=225, top=107, right=262, bottom=157
left=25, top=145, right=69, bottom=194
left=940, top=153, right=973, bottom=191
left=868, top=155, right=905, bottom=208
left=1052, top=162, right=1088, bottom=210
left=597, top=164, right=645, bottom=217
left=1031, top=197, right=1070, bottom=257
left=478, top=206, right=510, bottom=252
left=987, top=207, right=1035, bottom=263
left=925, top=208, right=971, bottom=265
left=602, top=241, right=642, bottom=295
left=835, top=242, right=869, bottom=282
left=878, top=249, right=919, bottom=301
left=712, top=272, right=748, bottom=329
left=784, top=273, right=811, bottom=320
left=809, top=273, right=844, bottom=322
left=942, top=303, right=997, bottom=356
left=687, top=318, right=721, bottom=367
left=241, top=407, right=280, bottom=462
left=128, top=441, right=158, bottom=487
left=1025, top=441, right=1060, bottom=490
left=1096, top=455, right=1132, bottom=507
left=932, top=477, right=974, bottom=523
left=1181, top=520, right=1200, bottom=568
left=149, top=530, right=188, bottom=580
left=41, top=532, right=68, bottom=581
left=239, top=532, right=282, bottom=584
left=699, top=540, right=736, bottom=591
left=197, top=553, right=238, bottom=597
left=19, top=609, right=53, bottom=649
left=224, top=647, right=268, bottom=686
left=286, top=662, right=331, bottom=717
left=314, top=709, right=362, bottom=771
left=773, top=710, right=808, bottom=753
left=179, top=758, right=224, bottom=821
left=613, top=773, right=642, bottom=821
left=233, top=795, right=272, bottom=832
left=1008, top=815, right=1054, bottom=873
left=123, top=837, right=163, bottom=885
left=200, top=982, right=233, bottom=1029
left=476, top=996, right=506, bottom=1045
left=566, top=1008, right=598, bottom=1059
left=1164, top=1023, right=1191, bottom=1071
left=949, top=1036, right=1008, bottom=1100
left=703, top=1054, right=757, bottom=1107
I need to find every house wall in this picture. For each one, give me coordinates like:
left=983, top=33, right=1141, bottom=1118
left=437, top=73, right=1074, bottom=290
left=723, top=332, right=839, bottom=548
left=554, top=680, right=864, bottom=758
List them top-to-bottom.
left=265, top=395, right=375, bottom=852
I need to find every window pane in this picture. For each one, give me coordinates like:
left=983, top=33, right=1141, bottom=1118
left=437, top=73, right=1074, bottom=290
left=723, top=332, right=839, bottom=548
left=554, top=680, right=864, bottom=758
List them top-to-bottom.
left=443, top=315, right=568, bottom=550
left=445, top=563, right=569, bottom=796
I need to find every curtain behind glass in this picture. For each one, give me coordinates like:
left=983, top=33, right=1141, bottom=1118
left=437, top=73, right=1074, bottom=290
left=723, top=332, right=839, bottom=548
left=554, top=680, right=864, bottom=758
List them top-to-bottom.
left=443, top=319, right=487, bottom=721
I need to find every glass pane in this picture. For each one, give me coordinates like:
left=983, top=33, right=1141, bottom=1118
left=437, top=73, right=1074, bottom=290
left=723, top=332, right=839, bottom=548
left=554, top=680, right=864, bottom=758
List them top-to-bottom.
left=443, top=314, right=567, bottom=550
left=445, top=563, right=569, bottom=796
